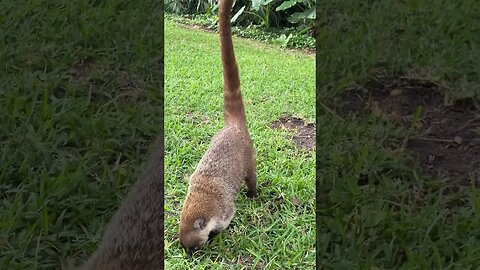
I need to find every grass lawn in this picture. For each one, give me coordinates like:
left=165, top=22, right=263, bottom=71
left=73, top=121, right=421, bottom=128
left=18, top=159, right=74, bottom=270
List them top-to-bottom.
left=0, top=1, right=163, bottom=269
left=317, top=1, right=480, bottom=269
left=164, top=20, right=315, bottom=269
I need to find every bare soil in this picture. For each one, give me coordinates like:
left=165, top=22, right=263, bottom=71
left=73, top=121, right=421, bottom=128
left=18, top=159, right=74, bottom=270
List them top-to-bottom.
left=66, top=59, right=146, bottom=103
left=341, top=76, right=480, bottom=184
left=270, top=116, right=315, bottom=151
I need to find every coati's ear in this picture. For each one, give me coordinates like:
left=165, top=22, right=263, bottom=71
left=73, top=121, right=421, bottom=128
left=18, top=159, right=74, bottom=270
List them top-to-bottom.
left=193, top=218, right=206, bottom=230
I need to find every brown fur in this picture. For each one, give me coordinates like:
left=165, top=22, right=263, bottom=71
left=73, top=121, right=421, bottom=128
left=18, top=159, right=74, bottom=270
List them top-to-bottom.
left=179, top=0, right=257, bottom=256
left=80, top=136, right=164, bottom=270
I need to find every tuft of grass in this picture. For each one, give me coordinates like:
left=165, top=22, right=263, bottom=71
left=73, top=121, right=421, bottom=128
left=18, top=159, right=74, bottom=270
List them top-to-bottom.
left=0, top=1, right=163, bottom=269
left=317, top=1, right=480, bottom=269
left=164, top=20, right=315, bottom=269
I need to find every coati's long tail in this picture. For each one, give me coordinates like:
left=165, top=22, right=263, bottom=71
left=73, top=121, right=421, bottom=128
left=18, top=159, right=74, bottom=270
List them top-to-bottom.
left=218, top=0, right=246, bottom=127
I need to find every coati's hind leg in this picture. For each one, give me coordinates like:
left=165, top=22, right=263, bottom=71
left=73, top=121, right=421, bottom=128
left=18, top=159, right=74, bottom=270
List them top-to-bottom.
left=245, top=148, right=258, bottom=198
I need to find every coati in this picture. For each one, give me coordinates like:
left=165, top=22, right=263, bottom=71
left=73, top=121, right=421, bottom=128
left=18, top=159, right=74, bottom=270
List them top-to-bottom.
left=179, top=0, right=257, bottom=257
left=78, top=135, right=164, bottom=270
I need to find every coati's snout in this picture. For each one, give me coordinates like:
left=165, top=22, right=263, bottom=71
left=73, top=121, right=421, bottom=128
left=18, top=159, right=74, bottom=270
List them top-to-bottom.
left=179, top=215, right=224, bottom=257
left=179, top=217, right=210, bottom=257
left=180, top=234, right=222, bottom=257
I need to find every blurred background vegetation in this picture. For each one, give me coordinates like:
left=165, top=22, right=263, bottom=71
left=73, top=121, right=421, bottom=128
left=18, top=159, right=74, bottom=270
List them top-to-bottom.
left=164, top=0, right=316, bottom=50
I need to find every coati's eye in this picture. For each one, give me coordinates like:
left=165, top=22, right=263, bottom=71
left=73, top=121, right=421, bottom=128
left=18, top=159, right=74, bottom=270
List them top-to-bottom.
left=193, top=218, right=205, bottom=230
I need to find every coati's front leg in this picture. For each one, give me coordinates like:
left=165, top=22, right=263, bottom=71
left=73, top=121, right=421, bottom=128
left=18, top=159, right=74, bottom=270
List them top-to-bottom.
left=245, top=148, right=258, bottom=198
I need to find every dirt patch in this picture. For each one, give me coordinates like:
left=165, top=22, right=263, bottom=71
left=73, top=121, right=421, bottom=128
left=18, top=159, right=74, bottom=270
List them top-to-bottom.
left=67, top=59, right=94, bottom=84
left=66, top=60, right=146, bottom=103
left=115, top=71, right=147, bottom=103
left=341, top=76, right=480, bottom=184
left=185, top=112, right=210, bottom=125
left=270, top=116, right=315, bottom=151
left=236, top=255, right=265, bottom=269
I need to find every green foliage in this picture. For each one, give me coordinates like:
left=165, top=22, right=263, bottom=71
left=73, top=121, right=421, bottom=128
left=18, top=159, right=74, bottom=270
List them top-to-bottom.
left=165, top=0, right=316, bottom=30
left=165, top=0, right=215, bottom=15
left=235, top=0, right=316, bottom=29
left=247, top=0, right=277, bottom=29
left=275, top=0, right=316, bottom=24
left=165, top=13, right=315, bottom=50
left=232, top=25, right=314, bottom=49
left=275, top=33, right=293, bottom=48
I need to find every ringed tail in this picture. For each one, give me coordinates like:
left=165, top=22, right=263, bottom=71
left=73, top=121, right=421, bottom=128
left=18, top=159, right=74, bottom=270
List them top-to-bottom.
left=218, top=0, right=246, bottom=127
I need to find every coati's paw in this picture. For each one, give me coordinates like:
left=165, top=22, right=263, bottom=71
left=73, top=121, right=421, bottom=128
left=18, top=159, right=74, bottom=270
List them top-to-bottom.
left=246, top=190, right=258, bottom=198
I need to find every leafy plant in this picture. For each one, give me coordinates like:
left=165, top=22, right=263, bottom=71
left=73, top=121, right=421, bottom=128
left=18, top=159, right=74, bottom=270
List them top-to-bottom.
left=164, top=0, right=216, bottom=14
left=165, top=0, right=317, bottom=30
left=246, top=0, right=278, bottom=29
left=275, top=0, right=316, bottom=23
left=231, top=5, right=246, bottom=22
left=274, top=33, right=293, bottom=48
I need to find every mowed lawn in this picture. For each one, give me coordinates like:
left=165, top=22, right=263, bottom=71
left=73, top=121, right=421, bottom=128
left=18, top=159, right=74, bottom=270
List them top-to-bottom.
left=0, top=1, right=163, bottom=269
left=317, top=1, right=480, bottom=269
left=164, top=20, right=316, bottom=269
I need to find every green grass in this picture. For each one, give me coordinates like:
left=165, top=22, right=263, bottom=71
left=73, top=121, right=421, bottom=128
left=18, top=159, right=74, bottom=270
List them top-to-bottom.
left=317, top=0, right=480, bottom=100
left=0, top=1, right=163, bottom=269
left=317, top=1, right=480, bottom=269
left=164, top=20, right=315, bottom=269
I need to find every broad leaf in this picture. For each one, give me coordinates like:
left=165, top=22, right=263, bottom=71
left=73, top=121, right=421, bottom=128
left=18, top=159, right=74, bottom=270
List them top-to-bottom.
left=252, top=0, right=275, bottom=11
left=276, top=0, right=300, bottom=11
left=231, top=6, right=246, bottom=22
left=287, top=6, right=316, bottom=23
left=275, top=33, right=293, bottom=48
